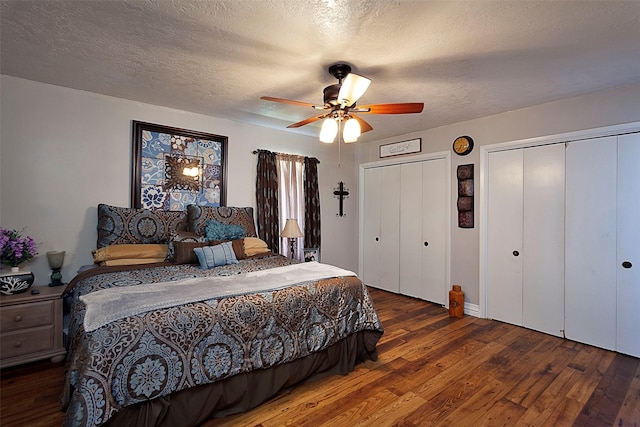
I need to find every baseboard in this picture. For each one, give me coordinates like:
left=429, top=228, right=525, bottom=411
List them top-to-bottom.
left=464, top=302, right=480, bottom=318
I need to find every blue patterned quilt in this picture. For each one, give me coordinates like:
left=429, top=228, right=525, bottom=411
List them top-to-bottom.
left=61, top=255, right=383, bottom=427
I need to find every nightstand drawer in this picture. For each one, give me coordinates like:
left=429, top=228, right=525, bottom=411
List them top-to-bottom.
left=0, top=300, right=54, bottom=333
left=0, top=326, right=54, bottom=359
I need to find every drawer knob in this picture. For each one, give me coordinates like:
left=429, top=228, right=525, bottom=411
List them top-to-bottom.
left=14, top=315, right=22, bottom=322
left=14, top=340, right=22, bottom=348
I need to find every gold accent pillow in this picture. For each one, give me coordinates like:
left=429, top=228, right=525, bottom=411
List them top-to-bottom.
left=243, top=237, right=270, bottom=256
left=93, top=244, right=169, bottom=262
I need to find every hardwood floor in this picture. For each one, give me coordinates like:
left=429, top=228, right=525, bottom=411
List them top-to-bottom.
left=1, top=287, right=638, bottom=426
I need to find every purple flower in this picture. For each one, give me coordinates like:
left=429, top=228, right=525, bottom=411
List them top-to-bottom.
left=0, top=228, right=38, bottom=267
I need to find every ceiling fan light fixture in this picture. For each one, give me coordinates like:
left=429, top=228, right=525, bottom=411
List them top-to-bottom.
left=338, top=73, right=371, bottom=107
left=343, top=117, right=361, bottom=143
left=320, top=118, right=338, bottom=143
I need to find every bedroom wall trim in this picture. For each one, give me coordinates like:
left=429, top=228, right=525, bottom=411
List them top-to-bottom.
left=478, top=120, right=640, bottom=319
left=465, top=302, right=480, bottom=318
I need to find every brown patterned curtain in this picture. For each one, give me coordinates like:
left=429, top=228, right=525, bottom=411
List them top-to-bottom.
left=255, top=150, right=280, bottom=252
left=304, top=156, right=321, bottom=249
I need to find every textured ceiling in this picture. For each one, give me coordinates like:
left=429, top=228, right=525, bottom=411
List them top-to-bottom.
left=2, top=0, right=640, bottom=142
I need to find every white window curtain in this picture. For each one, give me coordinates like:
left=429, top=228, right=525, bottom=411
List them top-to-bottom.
left=276, top=153, right=305, bottom=260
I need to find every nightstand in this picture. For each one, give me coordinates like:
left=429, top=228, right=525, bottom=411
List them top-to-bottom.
left=0, top=286, right=66, bottom=368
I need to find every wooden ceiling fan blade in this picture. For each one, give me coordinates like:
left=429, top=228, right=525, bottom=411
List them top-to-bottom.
left=260, top=96, right=317, bottom=109
left=357, top=103, right=424, bottom=114
left=286, top=113, right=329, bottom=128
left=350, top=113, right=374, bottom=133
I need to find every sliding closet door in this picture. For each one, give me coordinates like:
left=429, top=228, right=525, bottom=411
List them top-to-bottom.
left=616, top=133, right=640, bottom=357
left=565, top=136, right=617, bottom=351
left=522, top=144, right=565, bottom=337
left=486, top=149, right=524, bottom=325
left=362, top=165, right=400, bottom=293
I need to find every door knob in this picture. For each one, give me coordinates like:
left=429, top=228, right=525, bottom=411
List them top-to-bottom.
left=375, top=237, right=379, bottom=242
left=424, top=241, right=429, bottom=246
left=513, top=250, right=520, bottom=257
left=622, top=261, right=632, bottom=269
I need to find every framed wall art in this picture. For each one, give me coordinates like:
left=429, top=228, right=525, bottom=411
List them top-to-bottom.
left=131, top=121, right=228, bottom=210
left=379, top=138, right=421, bottom=158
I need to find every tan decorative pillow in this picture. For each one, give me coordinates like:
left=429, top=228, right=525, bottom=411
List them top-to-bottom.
left=243, top=237, right=270, bottom=256
left=93, top=244, right=169, bottom=262
left=100, top=258, right=167, bottom=267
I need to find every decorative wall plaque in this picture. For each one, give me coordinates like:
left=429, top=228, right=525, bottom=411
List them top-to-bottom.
left=457, top=164, right=474, bottom=228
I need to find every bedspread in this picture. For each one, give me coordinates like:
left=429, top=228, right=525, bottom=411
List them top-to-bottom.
left=62, top=255, right=383, bottom=427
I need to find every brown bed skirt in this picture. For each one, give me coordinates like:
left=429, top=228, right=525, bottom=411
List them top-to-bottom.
left=102, top=330, right=381, bottom=427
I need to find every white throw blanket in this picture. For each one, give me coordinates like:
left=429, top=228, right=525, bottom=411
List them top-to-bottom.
left=80, top=262, right=356, bottom=332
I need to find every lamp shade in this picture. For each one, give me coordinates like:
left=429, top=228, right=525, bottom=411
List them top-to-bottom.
left=338, top=73, right=371, bottom=107
left=343, top=117, right=361, bottom=143
left=319, top=118, right=338, bottom=143
left=280, top=218, right=303, bottom=238
left=46, top=251, right=65, bottom=269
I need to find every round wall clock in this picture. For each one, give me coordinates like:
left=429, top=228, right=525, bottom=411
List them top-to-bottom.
left=453, top=136, right=474, bottom=156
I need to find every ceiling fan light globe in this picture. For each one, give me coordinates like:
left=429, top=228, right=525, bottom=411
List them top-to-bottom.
left=338, top=73, right=371, bottom=107
left=320, top=118, right=338, bottom=143
left=343, top=118, right=361, bottom=143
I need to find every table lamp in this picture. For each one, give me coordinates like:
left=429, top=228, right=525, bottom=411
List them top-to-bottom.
left=280, top=219, right=303, bottom=259
left=47, top=251, right=65, bottom=286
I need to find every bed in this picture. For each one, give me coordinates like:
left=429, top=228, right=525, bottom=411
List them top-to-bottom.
left=61, top=204, right=383, bottom=427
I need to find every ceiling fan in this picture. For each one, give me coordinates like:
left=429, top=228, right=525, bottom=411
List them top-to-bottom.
left=260, top=63, right=424, bottom=143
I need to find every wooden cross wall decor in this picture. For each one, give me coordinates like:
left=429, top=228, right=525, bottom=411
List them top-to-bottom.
left=333, top=181, right=349, bottom=217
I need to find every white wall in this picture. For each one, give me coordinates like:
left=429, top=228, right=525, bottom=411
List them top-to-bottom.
left=4, top=75, right=638, bottom=303
left=0, top=76, right=359, bottom=284
left=357, top=82, right=640, bottom=306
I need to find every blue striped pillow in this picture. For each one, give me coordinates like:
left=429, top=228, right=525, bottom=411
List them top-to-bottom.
left=193, top=241, right=239, bottom=269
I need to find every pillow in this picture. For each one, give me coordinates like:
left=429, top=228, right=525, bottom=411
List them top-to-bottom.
left=97, top=204, right=188, bottom=248
left=187, top=205, right=257, bottom=237
left=205, top=220, right=245, bottom=241
left=168, top=230, right=206, bottom=262
left=243, top=237, right=270, bottom=256
left=210, top=239, right=246, bottom=260
left=173, top=240, right=210, bottom=265
left=193, top=242, right=239, bottom=269
left=93, top=244, right=169, bottom=262
left=100, top=258, right=167, bottom=267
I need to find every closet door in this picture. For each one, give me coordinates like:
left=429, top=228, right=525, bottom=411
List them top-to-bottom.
left=616, top=133, right=640, bottom=357
left=565, top=136, right=617, bottom=351
left=486, top=144, right=564, bottom=336
left=522, top=144, right=565, bottom=337
left=486, top=149, right=524, bottom=325
left=419, top=158, right=447, bottom=304
left=399, top=159, right=446, bottom=304
left=399, top=162, right=423, bottom=299
left=362, top=165, right=400, bottom=293
left=362, top=167, right=382, bottom=288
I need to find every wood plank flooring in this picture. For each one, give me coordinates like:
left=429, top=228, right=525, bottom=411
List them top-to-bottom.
left=1, top=287, right=638, bottom=426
